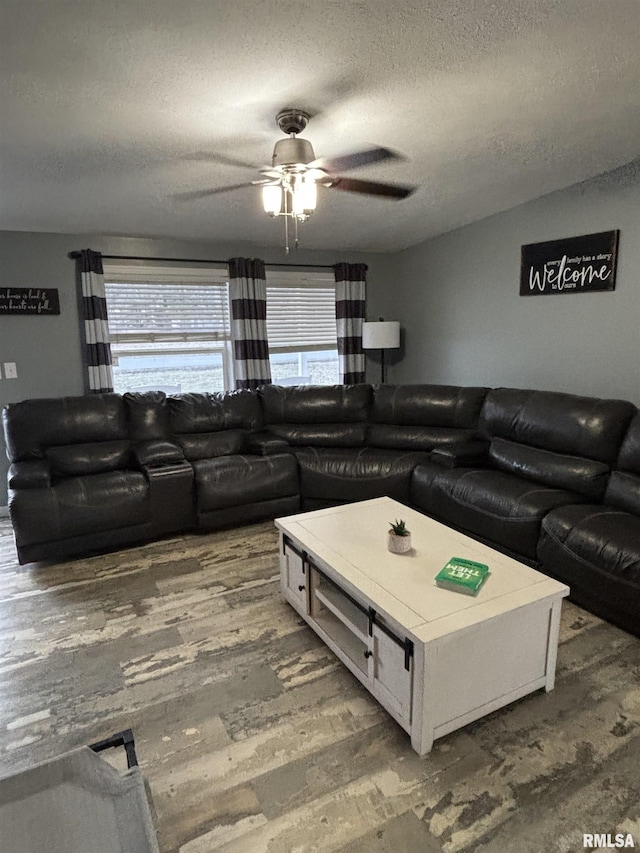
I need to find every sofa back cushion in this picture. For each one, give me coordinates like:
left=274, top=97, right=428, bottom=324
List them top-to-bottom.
left=259, top=384, right=371, bottom=447
left=371, top=384, right=487, bottom=427
left=369, top=385, right=487, bottom=450
left=479, top=389, right=636, bottom=465
left=124, top=391, right=171, bottom=442
left=168, top=391, right=261, bottom=461
left=169, top=391, right=262, bottom=433
left=3, top=393, right=128, bottom=461
left=2, top=394, right=130, bottom=478
left=605, top=411, right=640, bottom=514
left=264, top=423, right=367, bottom=447
left=175, top=430, right=247, bottom=461
left=488, top=437, right=610, bottom=499
left=44, top=441, right=131, bottom=478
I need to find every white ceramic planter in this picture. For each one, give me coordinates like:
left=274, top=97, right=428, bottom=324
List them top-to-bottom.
left=387, top=530, right=412, bottom=554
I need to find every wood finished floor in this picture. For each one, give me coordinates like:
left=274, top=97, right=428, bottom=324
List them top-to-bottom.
left=0, top=517, right=639, bottom=852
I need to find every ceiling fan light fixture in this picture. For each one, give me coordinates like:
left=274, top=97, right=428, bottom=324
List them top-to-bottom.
left=182, top=108, right=415, bottom=254
left=293, top=175, right=317, bottom=216
left=262, top=184, right=282, bottom=216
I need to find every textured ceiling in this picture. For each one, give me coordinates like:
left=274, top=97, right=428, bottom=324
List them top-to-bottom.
left=1, top=0, right=639, bottom=253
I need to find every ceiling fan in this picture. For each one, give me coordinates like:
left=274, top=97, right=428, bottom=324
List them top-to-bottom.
left=177, top=108, right=417, bottom=253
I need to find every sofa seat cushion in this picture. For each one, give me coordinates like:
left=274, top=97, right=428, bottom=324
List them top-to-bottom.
left=294, top=447, right=430, bottom=504
left=193, top=453, right=298, bottom=512
left=412, top=462, right=587, bottom=561
left=9, top=471, right=151, bottom=546
left=55, top=471, right=151, bottom=538
left=538, top=504, right=640, bottom=636
left=540, top=504, right=640, bottom=582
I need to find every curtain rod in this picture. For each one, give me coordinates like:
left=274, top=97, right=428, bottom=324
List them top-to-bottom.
left=67, top=251, right=346, bottom=270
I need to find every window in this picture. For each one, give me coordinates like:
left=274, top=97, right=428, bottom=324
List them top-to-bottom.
left=103, top=264, right=339, bottom=393
left=104, top=264, right=232, bottom=394
left=266, top=270, right=338, bottom=385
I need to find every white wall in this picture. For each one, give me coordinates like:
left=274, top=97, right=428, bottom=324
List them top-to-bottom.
left=383, top=159, right=640, bottom=404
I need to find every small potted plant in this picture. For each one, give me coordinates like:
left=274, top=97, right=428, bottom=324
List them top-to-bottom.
left=388, top=518, right=412, bottom=554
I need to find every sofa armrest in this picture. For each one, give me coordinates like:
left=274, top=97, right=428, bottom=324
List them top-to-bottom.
left=245, top=432, right=292, bottom=456
left=430, top=439, right=491, bottom=469
left=132, top=440, right=186, bottom=470
left=7, top=460, right=51, bottom=489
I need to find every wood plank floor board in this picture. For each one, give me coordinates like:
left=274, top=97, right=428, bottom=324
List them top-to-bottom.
left=0, top=518, right=638, bottom=852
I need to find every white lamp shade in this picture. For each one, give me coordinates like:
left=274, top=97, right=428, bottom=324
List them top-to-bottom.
left=361, top=320, right=400, bottom=350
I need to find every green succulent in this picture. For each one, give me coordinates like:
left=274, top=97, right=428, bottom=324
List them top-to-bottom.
left=389, top=519, right=409, bottom=536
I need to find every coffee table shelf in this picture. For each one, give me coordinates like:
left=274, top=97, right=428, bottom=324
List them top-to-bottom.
left=314, top=580, right=369, bottom=643
left=313, top=609, right=369, bottom=675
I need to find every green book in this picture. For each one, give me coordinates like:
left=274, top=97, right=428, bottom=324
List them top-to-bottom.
left=435, top=557, right=490, bottom=596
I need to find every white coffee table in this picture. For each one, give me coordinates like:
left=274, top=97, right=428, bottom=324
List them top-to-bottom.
left=275, top=496, right=569, bottom=756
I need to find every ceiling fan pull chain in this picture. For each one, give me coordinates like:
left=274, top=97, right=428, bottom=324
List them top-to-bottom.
left=284, top=190, right=290, bottom=255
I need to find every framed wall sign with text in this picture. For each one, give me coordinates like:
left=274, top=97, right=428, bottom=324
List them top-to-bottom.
left=520, top=230, right=619, bottom=296
left=0, top=287, right=60, bottom=315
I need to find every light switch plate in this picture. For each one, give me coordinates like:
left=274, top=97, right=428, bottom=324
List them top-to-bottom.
left=3, top=362, right=17, bottom=379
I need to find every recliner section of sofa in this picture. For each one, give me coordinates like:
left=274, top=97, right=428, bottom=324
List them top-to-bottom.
left=411, top=388, right=637, bottom=563
left=167, top=391, right=300, bottom=529
left=3, top=394, right=159, bottom=564
left=537, top=411, right=640, bottom=636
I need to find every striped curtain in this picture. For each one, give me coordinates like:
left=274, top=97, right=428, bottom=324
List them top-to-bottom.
left=77, top=249, right=114, bottom=393
left=228, top=257, right=272, bottom=390
left=334, top=262, right=367, bottom=384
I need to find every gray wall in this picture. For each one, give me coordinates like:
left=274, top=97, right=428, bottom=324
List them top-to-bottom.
left=2, top=159, right=638, bottom=508
left=384, top=159, right=640, bottom=403
left=0, top=232, right=380, bottom=506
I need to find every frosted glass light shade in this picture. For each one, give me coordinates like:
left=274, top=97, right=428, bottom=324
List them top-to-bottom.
left=293, top=177, right=317, bottom=215
left=301, top=177, right=317, bottom=212
left=263, top=184, right=282, bottom=215
left=362, top=320, right=400, bottom=350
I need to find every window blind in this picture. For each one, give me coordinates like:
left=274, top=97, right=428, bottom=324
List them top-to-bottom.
left=104, top=281, right=230, bottom=343
left=266, top=283, right=337, bottom=351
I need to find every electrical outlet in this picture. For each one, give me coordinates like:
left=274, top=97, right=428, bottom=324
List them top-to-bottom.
left=3, top=362, right=17, bottom=379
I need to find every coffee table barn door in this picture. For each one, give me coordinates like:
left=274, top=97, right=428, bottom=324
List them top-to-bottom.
left=370, top=623, right=413, bottom=729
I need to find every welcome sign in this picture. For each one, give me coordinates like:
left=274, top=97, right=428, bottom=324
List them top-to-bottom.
left=520, top=230, right=619, bottom=296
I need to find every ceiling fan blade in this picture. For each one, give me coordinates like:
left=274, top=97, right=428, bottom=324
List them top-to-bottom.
left=309, top=146, right=402, bottom=174
left=184, top=151, right=260, bottom=170
left=324, top=177, right=416, bottom=200
left=174, top=180, right=272, bottom=201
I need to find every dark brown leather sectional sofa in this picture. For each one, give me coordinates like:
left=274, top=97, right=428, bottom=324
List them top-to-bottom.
left=3, top=383, right=639, bottom=636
